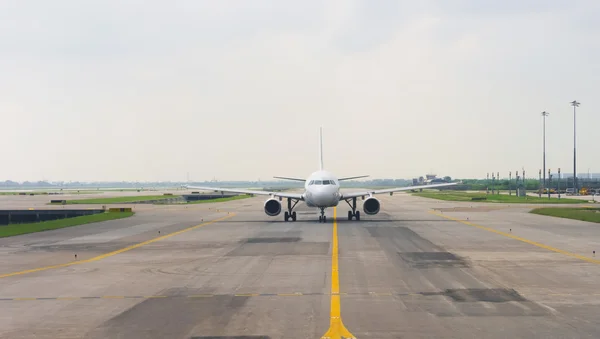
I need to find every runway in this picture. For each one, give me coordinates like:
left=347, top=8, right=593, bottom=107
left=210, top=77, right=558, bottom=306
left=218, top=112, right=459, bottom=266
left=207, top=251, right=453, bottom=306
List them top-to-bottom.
left=1, top=193, right=600, bottom=338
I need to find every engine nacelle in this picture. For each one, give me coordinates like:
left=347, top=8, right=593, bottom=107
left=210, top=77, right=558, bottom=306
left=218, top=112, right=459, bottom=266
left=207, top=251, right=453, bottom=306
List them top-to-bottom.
left=363, top=197, right=380, bottom=215
left=264, top=198, right=282, bottom=216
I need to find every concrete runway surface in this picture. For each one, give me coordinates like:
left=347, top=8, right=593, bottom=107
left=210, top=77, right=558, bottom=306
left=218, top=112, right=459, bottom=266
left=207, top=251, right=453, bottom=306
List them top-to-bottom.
left=1, top=193, right=600, bottom=338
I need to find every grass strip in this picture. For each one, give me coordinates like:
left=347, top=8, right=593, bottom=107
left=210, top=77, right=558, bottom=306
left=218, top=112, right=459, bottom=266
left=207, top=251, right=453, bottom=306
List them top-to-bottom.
left=412, top=191, right=581, bottom=204
left=185, top=194, right=252, bottom=204
left=57, top=195, right=178, bottom=204
left=530, top=207, right=600, bottom=223
left=0, top=212, right=134, bottom=238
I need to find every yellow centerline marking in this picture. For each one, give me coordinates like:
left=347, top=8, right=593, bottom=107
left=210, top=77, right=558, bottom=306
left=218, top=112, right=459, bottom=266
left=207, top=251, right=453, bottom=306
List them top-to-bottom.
left=321, top=208, right=356, bottom=339
left=429, top=211, right=600, bottom=264
left=0, top=213, right=236, bottom=279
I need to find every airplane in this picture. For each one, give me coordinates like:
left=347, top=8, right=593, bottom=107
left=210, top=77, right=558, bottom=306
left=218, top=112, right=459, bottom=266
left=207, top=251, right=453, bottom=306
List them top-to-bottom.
left=185, top=128, right=457, bottom=223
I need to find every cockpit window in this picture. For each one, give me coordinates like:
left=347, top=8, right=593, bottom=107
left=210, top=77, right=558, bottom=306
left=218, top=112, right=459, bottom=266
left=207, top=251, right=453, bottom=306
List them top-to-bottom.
left=308, top=179, right=339, bottom=185
left=310, top=180, right=338, bottom=185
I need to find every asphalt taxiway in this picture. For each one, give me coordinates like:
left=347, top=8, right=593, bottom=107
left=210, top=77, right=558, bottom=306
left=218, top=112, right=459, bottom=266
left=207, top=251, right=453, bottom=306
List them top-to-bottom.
left=1, top=192, right=599, bottom=338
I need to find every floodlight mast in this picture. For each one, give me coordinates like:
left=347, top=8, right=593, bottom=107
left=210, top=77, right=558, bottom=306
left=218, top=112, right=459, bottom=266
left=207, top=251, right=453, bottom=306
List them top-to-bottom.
left=570, top=100, right=580, bottom=194
left=541, top=111, right=549, bottom=193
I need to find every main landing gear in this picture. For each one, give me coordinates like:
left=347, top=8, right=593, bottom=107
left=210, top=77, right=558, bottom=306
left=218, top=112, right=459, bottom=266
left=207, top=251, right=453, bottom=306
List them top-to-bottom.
left=344, top=197, right=360, bottom=221
left=284, top=198, right=298, bottom=222
left=318, top=207, right=327, bottom=223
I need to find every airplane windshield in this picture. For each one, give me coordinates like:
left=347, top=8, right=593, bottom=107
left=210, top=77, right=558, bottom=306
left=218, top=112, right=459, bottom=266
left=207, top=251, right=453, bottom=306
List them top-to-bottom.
left=309, top=180, right=337, bottom=185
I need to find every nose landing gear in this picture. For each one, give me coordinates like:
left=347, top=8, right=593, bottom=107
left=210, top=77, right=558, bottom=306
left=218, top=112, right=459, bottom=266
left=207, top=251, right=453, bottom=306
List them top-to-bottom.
left=318, top=207, right=327, bottom=223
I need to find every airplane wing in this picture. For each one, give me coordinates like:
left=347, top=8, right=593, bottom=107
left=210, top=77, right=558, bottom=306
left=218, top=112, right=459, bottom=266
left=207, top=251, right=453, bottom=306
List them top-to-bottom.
left=338, top=175, right=369, bottom=181
left=273, top=176, right=306, bottom=182
left=339, top=182, right=458, bottom=200
left=184, top=185, right=304, bottom=200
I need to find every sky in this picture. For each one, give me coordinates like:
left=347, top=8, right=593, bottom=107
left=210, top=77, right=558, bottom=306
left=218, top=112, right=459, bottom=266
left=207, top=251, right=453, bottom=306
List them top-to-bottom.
left=1, top=0, right=599, bottom=182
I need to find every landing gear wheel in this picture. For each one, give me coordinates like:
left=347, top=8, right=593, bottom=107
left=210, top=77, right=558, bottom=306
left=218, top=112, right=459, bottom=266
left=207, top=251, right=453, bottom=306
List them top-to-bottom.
left=318, top=207, right=327, bottom=223
left=284, top=211, right=289, bottom=222
left=292, top=211, right=297, bottom=221
left=348, top=211, right=353, bottom=220
left=355, top=211, right=360, bottom=221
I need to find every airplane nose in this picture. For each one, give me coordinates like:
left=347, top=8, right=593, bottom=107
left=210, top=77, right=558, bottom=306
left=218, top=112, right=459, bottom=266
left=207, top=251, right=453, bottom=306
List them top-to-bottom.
left=311, top=187, right=338, bottom=205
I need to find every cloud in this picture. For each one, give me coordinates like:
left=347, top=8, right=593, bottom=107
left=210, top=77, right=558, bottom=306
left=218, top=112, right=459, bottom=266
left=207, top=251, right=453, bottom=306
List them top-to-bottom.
left=1, top=1, right=599, bottom=181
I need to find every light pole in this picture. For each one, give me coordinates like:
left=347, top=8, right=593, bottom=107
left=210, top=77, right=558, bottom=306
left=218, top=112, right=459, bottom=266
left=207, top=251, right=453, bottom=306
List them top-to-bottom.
left=570, top=100, right=580, bottom=194
left=541, top=111, right=549, bottom=193
left=548, top=168, right=551, bottom=199
left=558, top=168, right=561, bottom=199
left=538, top=169, right=542, bottom=198
left=516, top=171, right=520, bottom=197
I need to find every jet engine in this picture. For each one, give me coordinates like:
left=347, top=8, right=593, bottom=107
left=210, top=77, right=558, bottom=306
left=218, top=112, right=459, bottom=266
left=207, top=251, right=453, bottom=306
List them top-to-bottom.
left=363, top=197, right=380, bottom=215
left=264, top=198, right=282, bottom=216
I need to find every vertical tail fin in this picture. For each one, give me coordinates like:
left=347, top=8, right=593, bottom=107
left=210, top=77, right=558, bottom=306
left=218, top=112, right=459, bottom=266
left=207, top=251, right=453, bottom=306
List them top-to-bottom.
left=319, top=127, right=324, bottom=170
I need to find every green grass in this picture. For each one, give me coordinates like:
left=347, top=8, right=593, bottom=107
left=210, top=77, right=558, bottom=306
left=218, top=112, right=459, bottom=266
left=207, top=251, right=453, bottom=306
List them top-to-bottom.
left=93, top=188, right=158, bottom=192
left=0, top=191, right=102, bottom=195
left=412, top=191, right=581, bottom=204
left=50, top=194, right=249, bottom=205
left=185, top=194, right=252, bottom=204
left=58, top=195, right=179, bottom=204
left=530, top=207, right=600, bottom=223
left=0, top=212, right=134, bottom=238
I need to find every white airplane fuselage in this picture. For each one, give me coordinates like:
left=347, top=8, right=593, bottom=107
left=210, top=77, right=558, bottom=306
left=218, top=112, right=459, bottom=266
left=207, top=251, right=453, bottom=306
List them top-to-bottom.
left=303, top=170, right=342, bottom=208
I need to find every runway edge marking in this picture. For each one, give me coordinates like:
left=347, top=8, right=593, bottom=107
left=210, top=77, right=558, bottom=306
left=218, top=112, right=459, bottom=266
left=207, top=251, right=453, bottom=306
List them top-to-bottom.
left=321, top=208, right=356, bottom=339
left=429, top=210, right=600, bottom=265
left=0, top=213, right=236, bottom=279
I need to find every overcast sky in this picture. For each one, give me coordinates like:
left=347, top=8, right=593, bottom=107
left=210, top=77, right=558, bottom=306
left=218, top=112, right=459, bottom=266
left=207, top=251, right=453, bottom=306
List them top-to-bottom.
left=1, top=0, right=599, bottom=182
